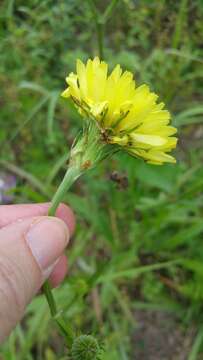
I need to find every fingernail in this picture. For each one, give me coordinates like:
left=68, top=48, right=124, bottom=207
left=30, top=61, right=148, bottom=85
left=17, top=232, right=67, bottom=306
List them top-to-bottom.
left=26, top=217, right=69, bottom=277
left=43, top=258, right=60, bottom=281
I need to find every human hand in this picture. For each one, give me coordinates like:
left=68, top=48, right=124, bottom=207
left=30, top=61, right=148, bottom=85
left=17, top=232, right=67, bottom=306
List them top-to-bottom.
left=0, top=202, right=75, bottom=344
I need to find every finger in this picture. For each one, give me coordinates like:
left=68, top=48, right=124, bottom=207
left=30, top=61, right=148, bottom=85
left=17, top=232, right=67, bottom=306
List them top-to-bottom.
left=0, top=203, right=75, bottom=236
left=0, top=216, right=69, bottom=343
left=49, top=255, right=68, bottom=288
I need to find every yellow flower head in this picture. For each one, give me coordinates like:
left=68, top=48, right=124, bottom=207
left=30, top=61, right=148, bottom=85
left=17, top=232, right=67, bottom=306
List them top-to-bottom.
left=62, top=57, right=177, bottom=165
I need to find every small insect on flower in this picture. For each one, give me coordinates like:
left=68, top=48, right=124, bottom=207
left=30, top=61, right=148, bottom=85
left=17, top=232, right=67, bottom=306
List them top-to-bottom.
left=62, top=57, right=177, bottom=165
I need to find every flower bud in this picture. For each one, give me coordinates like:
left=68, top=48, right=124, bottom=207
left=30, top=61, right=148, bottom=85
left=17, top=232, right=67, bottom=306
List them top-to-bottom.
left=71, top=335, right=100, bottom=360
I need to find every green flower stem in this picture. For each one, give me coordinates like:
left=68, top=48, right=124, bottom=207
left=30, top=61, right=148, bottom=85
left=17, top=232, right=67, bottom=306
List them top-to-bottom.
left=42, top=120, right=105, bottom=351
left=42, top=165, right=82, bottom=348
left=48, top=166, right=82, bottom=216
left=43, top=280, right=57, bottom=317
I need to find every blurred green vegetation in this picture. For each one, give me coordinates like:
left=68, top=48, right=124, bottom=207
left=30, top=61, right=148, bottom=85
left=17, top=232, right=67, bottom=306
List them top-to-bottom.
left=0, top=0, right=203, bottom=358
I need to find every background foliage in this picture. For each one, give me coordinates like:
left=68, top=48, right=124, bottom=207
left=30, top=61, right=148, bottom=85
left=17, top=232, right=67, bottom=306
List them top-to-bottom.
left=0, top=0, right=203, bottom=358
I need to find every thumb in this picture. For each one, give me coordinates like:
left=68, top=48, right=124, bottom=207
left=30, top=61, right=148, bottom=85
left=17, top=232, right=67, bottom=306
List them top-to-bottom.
left=0, top=216, right=69, bottom=343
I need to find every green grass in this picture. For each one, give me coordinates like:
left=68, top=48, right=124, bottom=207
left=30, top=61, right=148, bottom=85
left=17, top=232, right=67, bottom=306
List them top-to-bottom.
left=0, top=0, right=203, bottom=358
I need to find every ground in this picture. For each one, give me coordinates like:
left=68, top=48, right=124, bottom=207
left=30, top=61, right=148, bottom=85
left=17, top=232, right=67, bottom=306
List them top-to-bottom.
left=133, top=310, right=194, bottom=360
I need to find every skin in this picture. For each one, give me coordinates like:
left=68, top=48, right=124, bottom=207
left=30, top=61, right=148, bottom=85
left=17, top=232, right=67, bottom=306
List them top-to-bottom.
left=0, top=203, right=75, bottom=344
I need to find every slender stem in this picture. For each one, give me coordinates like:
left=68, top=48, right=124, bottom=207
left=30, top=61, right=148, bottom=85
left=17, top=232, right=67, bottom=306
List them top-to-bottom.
left=42, top=165, right=82, bottom=348
left=48, top=166, right=82, bottom=216
left=43, top=278, right=75, bottom=347
left=43, top=280, right=57, bottom=317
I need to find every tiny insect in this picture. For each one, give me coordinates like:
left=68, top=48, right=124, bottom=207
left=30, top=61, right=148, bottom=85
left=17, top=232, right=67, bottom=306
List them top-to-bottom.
left=109, top=171, right=129, bottom=190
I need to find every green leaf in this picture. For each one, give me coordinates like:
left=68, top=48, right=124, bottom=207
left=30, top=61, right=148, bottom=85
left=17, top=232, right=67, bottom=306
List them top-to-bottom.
left=174, top=105, right=203, bottom=126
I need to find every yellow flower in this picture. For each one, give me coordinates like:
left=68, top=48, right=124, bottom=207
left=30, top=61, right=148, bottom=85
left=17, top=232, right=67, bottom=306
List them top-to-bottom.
left=62, top=57, right=177, bottom=165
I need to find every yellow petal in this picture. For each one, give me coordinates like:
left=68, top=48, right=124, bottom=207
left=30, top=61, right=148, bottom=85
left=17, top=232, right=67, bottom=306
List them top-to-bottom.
left=76, top=59, right=88, bottom=97
left=109, top=64, right=122, bottom=82
left=61, top=88, right=70, bottom=98
left=90, top=101, right=108, bottom=118
left=131, top=133, right=167, bottom=146
left=110, top=135, right=128, bottom=146
left=159, top=137, right=178, bottom=151
left=147, top=150, right=176, bottom=164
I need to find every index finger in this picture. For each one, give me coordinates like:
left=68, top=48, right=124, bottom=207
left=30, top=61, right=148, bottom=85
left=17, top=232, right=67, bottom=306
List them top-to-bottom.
left=0, top=203, right=75, bottom=236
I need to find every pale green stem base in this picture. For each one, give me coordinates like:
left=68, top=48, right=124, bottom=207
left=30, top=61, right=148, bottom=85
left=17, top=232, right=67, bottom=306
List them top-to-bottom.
left=42, top=165, right=82, bottom=348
